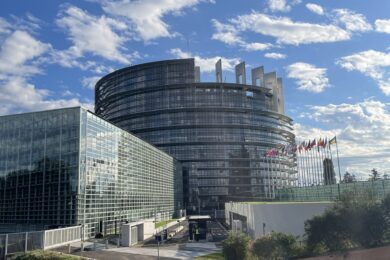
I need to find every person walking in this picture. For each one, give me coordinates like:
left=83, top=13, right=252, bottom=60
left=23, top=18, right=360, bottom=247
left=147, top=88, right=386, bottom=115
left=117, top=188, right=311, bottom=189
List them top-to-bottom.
left=191, top=225, right=196, bottom=241
left=195, top=226, right=200, bottom=242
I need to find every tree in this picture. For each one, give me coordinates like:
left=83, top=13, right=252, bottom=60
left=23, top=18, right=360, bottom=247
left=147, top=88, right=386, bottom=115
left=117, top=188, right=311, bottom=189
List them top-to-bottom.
left=370, top=168, right=380, bottom=180
left=342, top=172, right=356, bottom=183
left=305, top=191, right=390, bottom=255
left=305, top=209, right=351, bottom=253
left=221, top=232, right=250, bottom=260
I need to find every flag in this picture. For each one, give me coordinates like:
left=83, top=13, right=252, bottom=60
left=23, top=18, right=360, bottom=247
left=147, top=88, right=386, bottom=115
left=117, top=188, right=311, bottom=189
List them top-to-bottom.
left=329, top=136, right=337, bottom=145
left=317, top=138, right=321, bottom=152
left=304, top=141, right=310, bottom=151
left=265, top=148, right=278, bottom=157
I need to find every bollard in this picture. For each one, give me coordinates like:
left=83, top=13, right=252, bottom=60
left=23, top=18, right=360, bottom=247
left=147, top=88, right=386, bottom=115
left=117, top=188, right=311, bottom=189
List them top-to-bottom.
left=25, top=232, right=28, bottom=253
left=4, top=234, right=8, bottom=257
left=117, top=237, right=120, bottom=247
left=105, top=239, right=108, bottom=249
left=81, top=241, right=84, bottom=252
left=93, top=242, right=97, bottom=251
left=68, top=243, right=71, bottom=254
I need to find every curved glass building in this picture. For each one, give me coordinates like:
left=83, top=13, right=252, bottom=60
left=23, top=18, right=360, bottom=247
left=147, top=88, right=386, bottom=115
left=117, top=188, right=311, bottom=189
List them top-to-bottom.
left=95, top=59, right=296, bottom=216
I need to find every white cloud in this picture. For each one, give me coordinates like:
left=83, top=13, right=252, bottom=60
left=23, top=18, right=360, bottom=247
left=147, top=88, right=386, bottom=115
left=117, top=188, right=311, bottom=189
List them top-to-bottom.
left=102, top=0, right=213, bottom=42
left=267, top=0, right=301, bottom=13
left=305, top=3, right=324, bottom=15
left=56, top=6, right=130, bottom=64
left=333, top=9, right=372, bottom=32
left=229, top=12, right=350, bottom=45
left=0, top=17, right=11, bottom=34
left=0, top=18, right=93, bottom=115
left=211, top=19, right=272, bottom=51
left=211, top=19, right=244, bottom=46
left=375, top=19, right=390, bottom=34
left=0, top=30, right=50, bottom=76
left=243, top=42, right=273, bottom=51
left=169, top=48, right=240, bottom=72
left=336, top=49, right=390, bottom=95
left=264, top=52, right=287, bottom=59
left=287, top=62, right=329, bottom=93
left=82, top=76, right=102, bottom=89
left=0, top=77, right=93, bottom=115
left=296, top=99, right=390, bottom=178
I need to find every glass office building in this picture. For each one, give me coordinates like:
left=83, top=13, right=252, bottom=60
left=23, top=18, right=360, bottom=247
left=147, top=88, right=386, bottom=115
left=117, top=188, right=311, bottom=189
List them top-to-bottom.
left=95, top=59, right=296, bottom=217
left=0, top=107, right=182, bottom=236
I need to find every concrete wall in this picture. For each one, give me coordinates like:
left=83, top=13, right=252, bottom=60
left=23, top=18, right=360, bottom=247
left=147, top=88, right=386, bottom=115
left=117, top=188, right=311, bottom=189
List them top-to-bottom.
left=225, top=202, right=332, bottom=239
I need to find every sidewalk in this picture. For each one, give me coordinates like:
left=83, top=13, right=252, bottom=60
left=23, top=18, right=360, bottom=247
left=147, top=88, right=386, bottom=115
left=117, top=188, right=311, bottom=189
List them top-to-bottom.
left=105, top=242, right=220, bottom=259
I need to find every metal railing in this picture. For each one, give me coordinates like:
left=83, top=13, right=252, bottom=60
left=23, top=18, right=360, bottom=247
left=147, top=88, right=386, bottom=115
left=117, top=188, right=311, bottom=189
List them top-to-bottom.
left=276, top=179, right=390, bottom=202
left=0, top=226, right=81, bottom=258
left=43, top=226, right=81, bottom=250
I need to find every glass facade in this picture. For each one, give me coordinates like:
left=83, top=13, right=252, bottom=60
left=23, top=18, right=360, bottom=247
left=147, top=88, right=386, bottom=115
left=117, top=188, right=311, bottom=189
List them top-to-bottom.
left=95, top=59, right=296, bottom=217
left=0, top=107, right=182, bottom=237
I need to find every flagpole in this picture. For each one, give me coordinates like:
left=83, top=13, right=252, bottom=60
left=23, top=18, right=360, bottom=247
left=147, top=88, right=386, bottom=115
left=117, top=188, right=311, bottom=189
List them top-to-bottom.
left=329, top=136, right=341, bottom=198
left=335, top=136, right=342, bottom=185
left=268, top=156, right=271, bottom=198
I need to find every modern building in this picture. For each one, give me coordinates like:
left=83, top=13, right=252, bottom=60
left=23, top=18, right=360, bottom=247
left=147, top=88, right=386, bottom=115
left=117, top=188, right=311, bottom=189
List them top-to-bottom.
left=95, top=58, right=296, bottom=217
left=0, top=107, right=182, bottom=237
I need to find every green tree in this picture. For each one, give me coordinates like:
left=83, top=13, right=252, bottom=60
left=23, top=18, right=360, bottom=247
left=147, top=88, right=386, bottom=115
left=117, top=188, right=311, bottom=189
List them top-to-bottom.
left=370, top=168, right=380, bottom=180
left=305, top=191, right=390, bottom=255
left=305, top=209, right=351, bottom=253
left=221, top=232, right=250, bottom=260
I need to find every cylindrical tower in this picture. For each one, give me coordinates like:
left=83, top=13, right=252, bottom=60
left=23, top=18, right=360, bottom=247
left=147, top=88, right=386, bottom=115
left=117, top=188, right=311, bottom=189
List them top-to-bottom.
left=95, top=59, right=296, bottom=216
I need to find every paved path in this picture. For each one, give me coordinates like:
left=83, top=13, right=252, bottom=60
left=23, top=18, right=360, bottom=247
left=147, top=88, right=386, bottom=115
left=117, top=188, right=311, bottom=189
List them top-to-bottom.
left=54, top=220, right=225, bottom=259
left=56, top=242, right=219, bottom=260
left=105, top=242, right=220, bottom=259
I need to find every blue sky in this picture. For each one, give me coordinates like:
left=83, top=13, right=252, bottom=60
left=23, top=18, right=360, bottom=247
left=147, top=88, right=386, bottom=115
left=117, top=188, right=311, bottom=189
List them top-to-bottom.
left=0, top=0, right=389, bottom=178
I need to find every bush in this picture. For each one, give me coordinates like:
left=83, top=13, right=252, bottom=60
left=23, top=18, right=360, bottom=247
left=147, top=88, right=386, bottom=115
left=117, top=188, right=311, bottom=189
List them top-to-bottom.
left=221, top=232, right=250, bottom=260
left=251, top=232, right=303, bottom=259
left=15, top=250, right=81, bottom=260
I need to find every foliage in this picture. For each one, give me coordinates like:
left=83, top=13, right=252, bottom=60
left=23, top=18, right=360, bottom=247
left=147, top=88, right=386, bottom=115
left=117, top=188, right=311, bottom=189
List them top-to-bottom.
left=370, top=168, right=380, bottom=180
left=342, top=172, right=356, bottom=183
left=305, top=192, right=390, bottom=255
left=305, top=209, right=351, bottom=253
left=155, top=218, right=177, bottom=228
left=221, top=232, right=250, bottom=260
left=251, top=232, right=303, bottom=259
left=251, top=235, right=276, bottom=259
left=15, top=250, right=81, bottom=260
left=194, top=252, right=224, bottom=260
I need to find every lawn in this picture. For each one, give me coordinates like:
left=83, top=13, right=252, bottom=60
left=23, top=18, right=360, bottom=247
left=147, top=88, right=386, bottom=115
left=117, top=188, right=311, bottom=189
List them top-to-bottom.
left=155, top=218, right=177, bottom=228
left=194, top=252, right=224, bottom=260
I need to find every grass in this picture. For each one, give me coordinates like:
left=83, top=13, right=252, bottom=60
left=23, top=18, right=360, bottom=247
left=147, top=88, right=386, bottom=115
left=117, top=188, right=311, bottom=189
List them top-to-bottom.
left=155, top=218, right=177, bottom=228
left=13, top=250, right=83, bottom=260
left=194, top=252, right=224, bottom=260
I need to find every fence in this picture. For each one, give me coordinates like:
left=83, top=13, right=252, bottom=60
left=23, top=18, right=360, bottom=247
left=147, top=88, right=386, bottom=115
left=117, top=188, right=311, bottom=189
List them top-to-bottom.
left=276, top=179, right=390, bottom=202
left=0, top=226, right=81, bottom=258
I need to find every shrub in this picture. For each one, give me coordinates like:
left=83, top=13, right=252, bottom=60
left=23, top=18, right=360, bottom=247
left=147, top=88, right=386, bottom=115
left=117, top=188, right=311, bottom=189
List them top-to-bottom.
left=221, top=232, right=250, bottom=260
left=251, top=232, right=303, bottom=259
left=15, top=250, right=81, bottom=260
